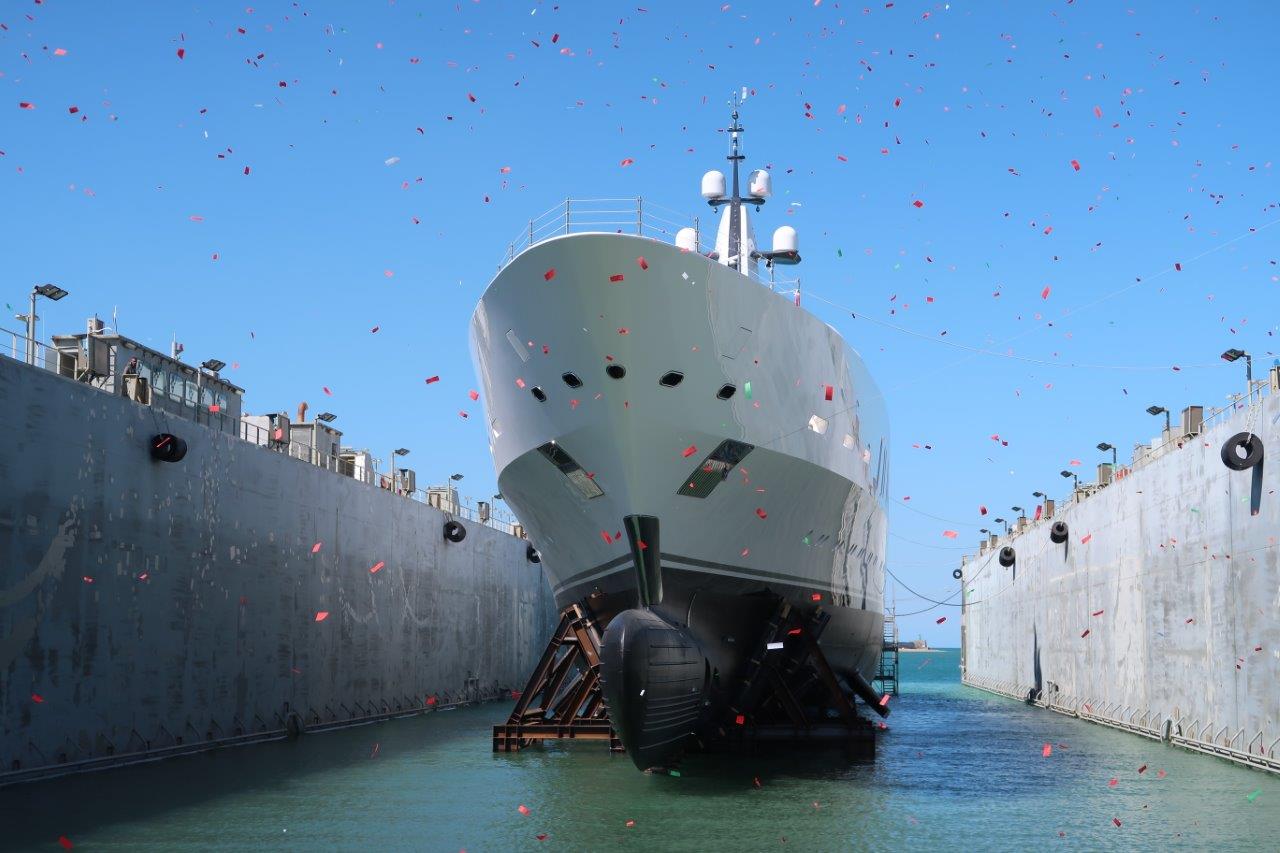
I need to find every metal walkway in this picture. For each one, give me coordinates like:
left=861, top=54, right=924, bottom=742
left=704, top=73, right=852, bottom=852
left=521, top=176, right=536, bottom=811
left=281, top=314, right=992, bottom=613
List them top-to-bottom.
left=875, top=609, right=900, bottom=696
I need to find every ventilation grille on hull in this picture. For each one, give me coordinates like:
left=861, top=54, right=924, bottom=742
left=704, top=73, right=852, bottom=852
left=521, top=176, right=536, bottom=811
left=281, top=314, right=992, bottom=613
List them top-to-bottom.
left=677, top=439, right=755, bottom=499
left=537, top=441, right=605, bottom=499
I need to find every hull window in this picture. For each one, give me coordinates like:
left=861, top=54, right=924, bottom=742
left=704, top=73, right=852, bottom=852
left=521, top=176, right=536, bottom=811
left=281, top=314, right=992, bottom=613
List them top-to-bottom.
left=505, top=329, right=530, bottom=363
left=605, top=364, right=627, bottom=380
left=659, top=371, right=684, bottom=387
left=562, top=372, right=583, bottom=388
left=716, top=383, right=736, bottom=400
left=531, top=386, right=548, bottom=402
left=677, top=439, right=755, bottom=499
left=537, top=441, right=605, bottom=499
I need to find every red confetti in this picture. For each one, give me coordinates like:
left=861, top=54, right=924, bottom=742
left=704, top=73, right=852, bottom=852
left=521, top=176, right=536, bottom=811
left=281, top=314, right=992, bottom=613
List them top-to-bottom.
left=176, top=48, right=185, bottom=60
left=467, top=92, right=477, bottom=102
left=18, top=102, right=35, bottom=110
left=68, top=105, right=79, bottom=114
left=1093, top=105, right=1103, bottom=119
left=620, top=158, right=635, bottom=167
left=1070, top=159, right=1081, bottom=171
left=911, top=199, right=924, bottom=208
left=636, top=256, right=648, bottom=270
left=1174, top=262, right=1182, bottom=271
left=543, top=268, right=556, bottom=281
left=609, top=274, right=625, bottom=283
left=1041, top=285, right=1052, bottom=300
left=370, top=326, right=379, bottom=334
left=425, top=375, right=440, bottom=384
left=515, top=378, right=526, bottom=389
left=824, top=384, right=834, bottom=401
left=322, top=386, right=333, bottom=396
left=469, top=390, right=480, bottom=401
left=682, top=445, right=698, bottom=458
left=979, top=505, right=988, bottom=515
left=755, top=508, right=767, bottom=519
left=600, top=530, right=614, bottom=544
left=942, top=530, right=958, bottom=539
left=1080, top=534, right=1092, bottom=544
left=311, top=542, right=323, bottom=554
left=370, top=561, right=385, bottom=574
left=810, top=593, right=822, bottom=602
left=1092, top=609, right=1104, bottom=616
left=314, top=611, right=329, bottom=622
left=935, top=616, right=947, bottom=624
left=787, top=628, right=802, bottom=636
left=1081, top=629, right=1091, bottom=638
left=32, top=693, right=45, bottom=703
left=878, top=694, right=891, bottom=707
left=735, top=714, right=745, bottom=725
left=1042, top=743, right=1052, bottom=758
left=1138, top=764, right=1148, bottom=774
left=753, top=776, right=762, bottom=788
left=1108, top=778, right=1118, bottom=788
left=518, top=804, right=531, bottom=816
left=1113, top=818, right=1122, bottom=828
left=625, top=820, right=636, bottom=828
left=536, top=834, right=548, bottom=842
left=58, top=838, right=73, bottom=850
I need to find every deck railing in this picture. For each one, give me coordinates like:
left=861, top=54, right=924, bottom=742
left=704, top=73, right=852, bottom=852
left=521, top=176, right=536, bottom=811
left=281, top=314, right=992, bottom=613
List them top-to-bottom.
left=496, top=197, right=800, bottom=291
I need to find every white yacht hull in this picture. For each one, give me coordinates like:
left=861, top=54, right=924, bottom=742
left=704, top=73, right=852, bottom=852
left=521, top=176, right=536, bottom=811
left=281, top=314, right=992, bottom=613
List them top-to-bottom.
left=471, top=232, right=889, bottom=765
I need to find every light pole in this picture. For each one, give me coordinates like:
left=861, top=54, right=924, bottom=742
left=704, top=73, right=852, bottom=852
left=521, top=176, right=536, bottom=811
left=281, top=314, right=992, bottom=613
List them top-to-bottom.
left=20, top=284, right=69, bottom=365
left=1221, top=348, right=1252, bottom=387
left=1147, top=405, right=1171, bottom=434
left=1097, top=441, right=1117, bottom=466
left=390, top=447, right=410, bottom=492
left=1060, top=469, right=1079, bottom=490
left=993, top=516, right=1010, bottom=535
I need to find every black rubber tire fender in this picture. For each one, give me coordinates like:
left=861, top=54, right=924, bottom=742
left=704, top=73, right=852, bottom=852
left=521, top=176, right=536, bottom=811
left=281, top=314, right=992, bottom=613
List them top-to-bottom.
left=1221, top=432, right=1263, bottom=471
left=149, top=433, right=187, bottom=463
left=443, top=520, right=467, bottom=543
left=1049, top=521, right=1069, bottom=545
left=526, top=543, right=541, bottom=563
left=998, top=546, right=1016, bottom=568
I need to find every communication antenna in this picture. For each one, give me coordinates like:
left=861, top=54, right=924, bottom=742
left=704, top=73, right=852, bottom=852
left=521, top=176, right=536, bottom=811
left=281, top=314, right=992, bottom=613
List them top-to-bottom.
left=705, top=89, right=766, bottom=273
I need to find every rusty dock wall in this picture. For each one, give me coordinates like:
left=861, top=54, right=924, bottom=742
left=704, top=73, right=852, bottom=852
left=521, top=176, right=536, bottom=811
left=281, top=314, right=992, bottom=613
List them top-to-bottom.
left=0, top=353, right=557, bottom=784
left=960, top=383, right=1279, bottom=774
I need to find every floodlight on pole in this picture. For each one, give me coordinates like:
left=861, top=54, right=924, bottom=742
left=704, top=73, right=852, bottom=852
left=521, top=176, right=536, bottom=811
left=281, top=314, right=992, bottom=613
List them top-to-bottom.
left=24, top=283, right=70, bottom=365
left=1221, top=348, right=1252, bottom=384
left=201, top=358, right=226, bottom=373
left=1146, top=405, right=1171, bottom=433
left=1097, top=441, right=1117, bottom=466
left=1060, top=469, right=1079, bottom=489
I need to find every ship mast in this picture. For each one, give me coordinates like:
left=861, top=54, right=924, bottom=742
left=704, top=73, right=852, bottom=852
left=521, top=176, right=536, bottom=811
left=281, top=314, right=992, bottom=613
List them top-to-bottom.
left=726, top=96, right=745, bottom=272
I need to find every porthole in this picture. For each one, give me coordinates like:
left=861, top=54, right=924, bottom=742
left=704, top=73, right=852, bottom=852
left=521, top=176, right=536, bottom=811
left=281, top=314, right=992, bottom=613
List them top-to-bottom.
left=606, top=364, right=626, bottom=380
left=659, top=371, right=684, bottom=387
left=562, top=372, right=583, bottom=388
left=716, top=383, right=736, bottom=400
left=531, top=386, right=547, bottom=402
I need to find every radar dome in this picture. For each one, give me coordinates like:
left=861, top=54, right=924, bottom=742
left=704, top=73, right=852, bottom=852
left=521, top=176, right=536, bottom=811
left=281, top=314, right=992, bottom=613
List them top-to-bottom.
left=748, top=169, right=772, bottom=198
left=701, top=170, right=727, bottom=200
left=772, top=226, right=798, bottom=254
left=675, top=227, right=698, bottom=252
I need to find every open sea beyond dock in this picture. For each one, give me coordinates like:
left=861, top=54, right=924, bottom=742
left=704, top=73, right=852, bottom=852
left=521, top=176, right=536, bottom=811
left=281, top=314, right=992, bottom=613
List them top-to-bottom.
left=4, top=648, right=1275, bottom=851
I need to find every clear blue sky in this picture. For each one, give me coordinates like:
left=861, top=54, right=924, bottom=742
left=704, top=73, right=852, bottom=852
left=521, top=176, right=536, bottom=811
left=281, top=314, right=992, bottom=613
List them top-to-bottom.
left=4, top=1, right=1276, bottom=644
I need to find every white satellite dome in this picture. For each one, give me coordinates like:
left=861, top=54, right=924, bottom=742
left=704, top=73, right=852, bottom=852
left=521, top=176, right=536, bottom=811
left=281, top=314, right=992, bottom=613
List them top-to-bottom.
left=748, top=169, right=772, bottom=198
left=701, top=170, right=727, bottom=200
left=772, top=225, right=798, bottom=254
left=675, top=227, right=699, bottom=252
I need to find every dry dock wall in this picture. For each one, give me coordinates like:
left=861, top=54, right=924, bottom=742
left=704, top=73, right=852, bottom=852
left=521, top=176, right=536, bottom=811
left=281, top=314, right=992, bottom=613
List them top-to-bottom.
left=0, top=354, right=557, bottom=783
left=961, top=390, right=1280, bottom=773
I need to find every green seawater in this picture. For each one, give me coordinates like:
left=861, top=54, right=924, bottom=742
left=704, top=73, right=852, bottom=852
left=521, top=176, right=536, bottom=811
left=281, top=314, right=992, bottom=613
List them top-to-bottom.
left=3, top=649, right=1276, bottom=851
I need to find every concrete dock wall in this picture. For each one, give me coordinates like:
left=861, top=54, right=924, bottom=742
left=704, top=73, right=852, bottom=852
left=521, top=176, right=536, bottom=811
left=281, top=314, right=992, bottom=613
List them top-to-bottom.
left=0, top=354, right=557, bottom=783
left=961, top=390, right=1279, bottom=774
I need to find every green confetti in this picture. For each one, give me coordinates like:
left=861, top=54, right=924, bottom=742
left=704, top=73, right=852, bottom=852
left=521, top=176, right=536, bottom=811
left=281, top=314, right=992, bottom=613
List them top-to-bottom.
left=837, top=249, right=843, bottom=257
left=744, top=381, right=752, bottom=400
left=668, top=769, right=682, bottom=777
left=1247, top=789, right=1262, bottom=803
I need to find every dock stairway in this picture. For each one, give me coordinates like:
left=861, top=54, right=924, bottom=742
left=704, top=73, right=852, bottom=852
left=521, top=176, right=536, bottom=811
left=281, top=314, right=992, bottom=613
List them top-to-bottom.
left=875, top=609, right=900, bottom=696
